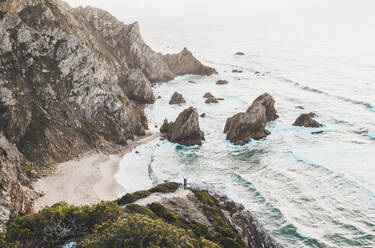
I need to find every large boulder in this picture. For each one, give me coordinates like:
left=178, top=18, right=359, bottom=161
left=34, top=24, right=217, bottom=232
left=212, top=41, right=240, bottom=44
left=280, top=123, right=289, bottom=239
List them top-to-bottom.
left=162, top=47, right=217, bottom=76
left=169, top=92, right=186, bottom=105
left=224, top=93, right=278, bottom=144
left=160, top=107, right=205, bottom=146
left=293, top=113, right=322, bottom=127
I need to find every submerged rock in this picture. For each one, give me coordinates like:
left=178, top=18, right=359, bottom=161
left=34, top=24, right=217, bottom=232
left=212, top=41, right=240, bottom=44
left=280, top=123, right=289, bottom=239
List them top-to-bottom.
left=162, top=47, right=217, bottom=76
left=235, top=51, right=245, bottom=55
left=232, top=69, right=243, bottom=73
left=216, top=80, right=229, bottom=85
left=169, top=92, right=186, bottom=105
left=203, top=92, right=214, bottom=98
left=224, top=93, right=278, bottom=144
left=205, top=97, right=219, bottom=104
left=160, top=107, right=205, bottom=146
left=200, top=113, right=206, bottom=118
left=293, top=113, right=323, bottom=127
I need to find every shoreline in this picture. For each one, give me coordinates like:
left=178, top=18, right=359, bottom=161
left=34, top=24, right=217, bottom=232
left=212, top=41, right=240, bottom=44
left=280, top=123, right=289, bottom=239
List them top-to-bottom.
left=32, top=131, right=160, bottom=212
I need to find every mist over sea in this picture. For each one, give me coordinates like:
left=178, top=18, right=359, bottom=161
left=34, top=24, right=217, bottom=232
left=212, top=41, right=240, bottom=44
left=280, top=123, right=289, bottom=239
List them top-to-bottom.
left=61, top=0, right=375, bottom=246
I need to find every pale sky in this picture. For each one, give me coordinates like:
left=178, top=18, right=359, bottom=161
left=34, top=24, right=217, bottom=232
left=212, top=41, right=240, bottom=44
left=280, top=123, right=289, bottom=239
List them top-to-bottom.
left=64, top=0, right=375, bottom=24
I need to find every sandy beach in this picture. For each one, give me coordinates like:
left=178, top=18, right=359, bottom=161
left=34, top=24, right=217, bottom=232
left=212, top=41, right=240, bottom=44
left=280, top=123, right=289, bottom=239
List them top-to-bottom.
left=33, top=131, right=160, bottom=211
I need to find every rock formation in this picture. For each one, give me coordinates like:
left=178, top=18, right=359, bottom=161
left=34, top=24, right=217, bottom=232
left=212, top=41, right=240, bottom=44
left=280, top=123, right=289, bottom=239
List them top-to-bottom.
left=0, top=0, right=215, bottom=230
left=162, top=47, right=217, bottom=76
left=235, top=52, right=245, bottom=55
left=232, top=69, right=243, bottom=73
left=216, top=80, right=229, bottom=85
left=169, top=92, right=186, bottom=105
left=203, top=92, right=214, bottom=98
left=224, top=93, right=279, bottom=144
left=205, top=97, right=219, bottom=104
left=160, top=107, right=205, bottom=146
left=293, top=113, right=322, bottom=127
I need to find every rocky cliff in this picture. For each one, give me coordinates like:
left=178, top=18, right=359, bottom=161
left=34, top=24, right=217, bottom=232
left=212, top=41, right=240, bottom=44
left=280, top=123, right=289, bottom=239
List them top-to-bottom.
left=0, top=0, right=215, bottom=230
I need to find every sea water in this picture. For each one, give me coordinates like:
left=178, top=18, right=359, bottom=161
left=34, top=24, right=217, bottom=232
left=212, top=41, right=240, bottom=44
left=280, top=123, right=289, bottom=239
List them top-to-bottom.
left=115, top=14, right=375, bottom=248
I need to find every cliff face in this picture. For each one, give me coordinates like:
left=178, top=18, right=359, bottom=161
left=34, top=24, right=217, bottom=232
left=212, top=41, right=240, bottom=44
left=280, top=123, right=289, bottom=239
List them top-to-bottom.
left=0, top=0, right=216, bottom=230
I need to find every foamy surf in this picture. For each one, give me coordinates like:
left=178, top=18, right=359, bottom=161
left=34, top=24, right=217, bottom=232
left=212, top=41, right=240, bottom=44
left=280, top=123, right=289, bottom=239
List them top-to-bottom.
left=115, top=138, right=160, bottom=194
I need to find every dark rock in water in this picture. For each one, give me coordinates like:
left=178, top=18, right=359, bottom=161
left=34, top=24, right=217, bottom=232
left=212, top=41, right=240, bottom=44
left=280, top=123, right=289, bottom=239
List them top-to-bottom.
left=162, top=47, right=217, bottom=76
left=234, top=52, right=245, bottom=55
left=232, top=69, right=243, bottom=73
left=188, top=80, right=196, bottom=84
left=216, top=80, right=229, bottom=85
left=169, top=92, right=186, bottom=105
left=203, top=92, right=214, bottom=98
left=224, top=93, right=278, bottom=144
left=157, top=96, right=162, bottom=99
left=205, top=97, right=219, bottom=104
left=217, top=98, right=225, bottom=101
left=296, top=106, right=304, bottom=110
left=161, top=107, right=205, bottom=146
left=200, top=113, right=206, bottom=118
left=293, top=113, right=323, bottom=127
left=159, top=119, right=172, bottom=133
left=311, top=130, right=324, bottom=134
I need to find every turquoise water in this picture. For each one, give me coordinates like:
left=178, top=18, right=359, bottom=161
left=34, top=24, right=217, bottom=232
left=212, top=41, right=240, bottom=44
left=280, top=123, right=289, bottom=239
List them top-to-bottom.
left=116, top=15, right=375, bottom=248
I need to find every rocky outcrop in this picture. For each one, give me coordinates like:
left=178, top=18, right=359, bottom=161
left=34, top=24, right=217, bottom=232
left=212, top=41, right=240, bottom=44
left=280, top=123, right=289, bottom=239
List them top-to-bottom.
left=0, top=0, right=215, bottom=230
left=162, top=47, right=217, bottom=76
left=235, top=52, right=245, bottom=55
left=121, top=69, right=155, bottom=103
left=232, top=69, right=243, bottom=73
left=216, top=80, right=229, bottom=85
left=169, top=92, right=186, bottom=105
left=203, top=92, right=214, bottom=98
left=224, top=93, right=278, bottom=144
left=205, top=97, right=219, bottom=104
left=160, top=107, right=204, bottom=146
left=293, top=113, right=322, bottom=127
left=0, top=135, right=38, bottom=232
left=120, top=183, right=282, bottom=248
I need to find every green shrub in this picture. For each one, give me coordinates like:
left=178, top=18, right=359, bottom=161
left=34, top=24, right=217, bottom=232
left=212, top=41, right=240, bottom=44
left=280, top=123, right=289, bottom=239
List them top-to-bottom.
left=117, top=182, right=180, bottom=205
left=149, top=182, right=180, bottom=193
left=116, top=190, right=151, bottom=205
left=192, top=190, right=245, bottom=248
left=5, top=201, right=123, bottom=247
left=124, top=204, right=157, bottom=219
left=80, top=214, right=220, bottom=248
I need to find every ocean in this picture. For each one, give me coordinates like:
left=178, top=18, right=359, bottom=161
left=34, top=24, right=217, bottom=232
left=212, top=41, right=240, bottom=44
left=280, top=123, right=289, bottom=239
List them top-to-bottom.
left=115, top=12, right=375, bottom=248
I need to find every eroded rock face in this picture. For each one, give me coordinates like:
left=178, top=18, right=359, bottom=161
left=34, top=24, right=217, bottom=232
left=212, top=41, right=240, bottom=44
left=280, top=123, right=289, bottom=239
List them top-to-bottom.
left=0, top=0, right=215, bottom=230
left=162, top=47, right=217, bottom=76
left=122, top=69, right=155, bottom=103
left=169, top=92, right=186, bottom=105
left=224, top=93, right=278, bottom=144
left=160, top=107, right=205, bottom=146
left=293, top=113, right=322, bottom=127
left=0, top=135, right=38, bottom=232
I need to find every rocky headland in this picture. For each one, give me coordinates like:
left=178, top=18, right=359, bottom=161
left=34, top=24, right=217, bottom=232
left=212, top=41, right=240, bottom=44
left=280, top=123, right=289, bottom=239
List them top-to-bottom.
left=0, top=0, right=215, bottom=231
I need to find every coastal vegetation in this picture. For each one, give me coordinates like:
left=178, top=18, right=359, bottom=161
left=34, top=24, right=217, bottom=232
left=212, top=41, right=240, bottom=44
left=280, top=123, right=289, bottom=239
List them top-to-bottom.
left=0, top=183, right=254, bottom=248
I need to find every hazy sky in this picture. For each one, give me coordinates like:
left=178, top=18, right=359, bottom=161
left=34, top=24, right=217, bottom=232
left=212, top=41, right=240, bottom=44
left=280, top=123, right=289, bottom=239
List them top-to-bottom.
left=65, top=0, right=375, bottom=23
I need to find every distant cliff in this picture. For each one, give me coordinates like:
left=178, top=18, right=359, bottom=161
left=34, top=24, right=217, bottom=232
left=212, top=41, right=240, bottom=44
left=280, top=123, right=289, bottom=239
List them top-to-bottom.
left=0, top=0, right=216, bottom=230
